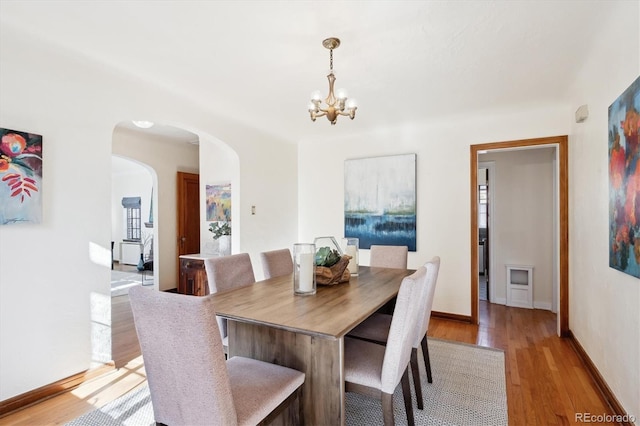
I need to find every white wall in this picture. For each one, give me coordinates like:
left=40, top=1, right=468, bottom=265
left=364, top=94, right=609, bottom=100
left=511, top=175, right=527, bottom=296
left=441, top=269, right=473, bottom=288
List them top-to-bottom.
left=565, top=1, right=640, bottom=420
left=0, top=24, right=297, bottom=400
left=299, top=107, right=570, bottom=317
left=198, top=134, right=298, bottom=281
left=199, top=136, right=238, bottom=257
left=479, top=148, right=555, bottom=309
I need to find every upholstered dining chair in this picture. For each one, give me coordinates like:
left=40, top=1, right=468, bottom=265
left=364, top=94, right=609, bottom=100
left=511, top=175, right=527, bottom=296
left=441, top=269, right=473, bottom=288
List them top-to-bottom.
left=369, top=245, right=409, bottom=269
left=370, top=245, right=409, bottom=314
left=260, top=248, right=293, bottom=279
left=204, top=253, right=256, bottom=352
left=348, top=256, right=441, bottom=410
left=344, top=265, right=429, bottom=426
left=129, top=286, right=305, bottom=426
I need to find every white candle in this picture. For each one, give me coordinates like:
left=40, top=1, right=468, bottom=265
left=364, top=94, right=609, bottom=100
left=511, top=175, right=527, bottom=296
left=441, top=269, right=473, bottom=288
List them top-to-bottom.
left=346, top=245, right=358, bottom=274
left=299, top=253, right=314, bottom=292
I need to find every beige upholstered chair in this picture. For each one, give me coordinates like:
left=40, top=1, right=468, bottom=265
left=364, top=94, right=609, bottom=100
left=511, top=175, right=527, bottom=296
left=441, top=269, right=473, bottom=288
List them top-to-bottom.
left=369, top=245, right=409, bottom=269
left=370, top=245, right=409, bottom=314
left=260, top=248, right=293, bottom=279
left=204, top=253, right=256, bottom=352
left=348, top=256, right=441, bottom=410
left=344, top=266, right=429, bottom=426
left=129, top=286, right=305, bottom=425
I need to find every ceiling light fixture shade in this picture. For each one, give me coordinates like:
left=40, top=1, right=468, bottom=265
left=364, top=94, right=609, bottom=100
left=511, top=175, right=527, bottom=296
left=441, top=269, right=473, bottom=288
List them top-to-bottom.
left=308, top=37, right=357, bottom=125
left=132, top=120, right=154, bottom=129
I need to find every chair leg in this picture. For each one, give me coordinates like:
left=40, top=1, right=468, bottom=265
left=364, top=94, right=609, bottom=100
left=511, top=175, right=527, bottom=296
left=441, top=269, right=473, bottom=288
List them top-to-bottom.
left=421, top=335, right=432, bottom=383
left=410, top=347, right=424, bottom=409
left=401, top=367, right=415, bottom=426
left=382, top=392, right=395, bottom=426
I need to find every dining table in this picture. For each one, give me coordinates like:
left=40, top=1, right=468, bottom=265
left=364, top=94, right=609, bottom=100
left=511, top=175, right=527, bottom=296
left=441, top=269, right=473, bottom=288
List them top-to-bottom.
left=209, top=265, right=414, bottom=425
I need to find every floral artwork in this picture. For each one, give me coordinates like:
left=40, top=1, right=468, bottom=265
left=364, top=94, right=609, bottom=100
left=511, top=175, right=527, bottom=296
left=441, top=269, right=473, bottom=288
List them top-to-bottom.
left=609, top=76, right=640, bottom=278
left=1, top=128, right=42, bottom=225
left=344, top=154, right=416, bottom=251
left=206, top=183, right=231, bottom=222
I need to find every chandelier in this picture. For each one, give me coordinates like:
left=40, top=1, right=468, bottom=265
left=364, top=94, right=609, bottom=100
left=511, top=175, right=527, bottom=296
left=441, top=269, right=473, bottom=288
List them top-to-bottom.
left=308, top=37, right=357, bottom=125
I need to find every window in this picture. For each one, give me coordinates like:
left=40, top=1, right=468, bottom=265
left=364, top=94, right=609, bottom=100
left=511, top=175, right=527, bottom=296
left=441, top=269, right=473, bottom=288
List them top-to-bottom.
left=478, top=185, right=488, bottom=229
left=479, top=185, right=487, bottom=204
left=122, top=197, right=142, bottom=241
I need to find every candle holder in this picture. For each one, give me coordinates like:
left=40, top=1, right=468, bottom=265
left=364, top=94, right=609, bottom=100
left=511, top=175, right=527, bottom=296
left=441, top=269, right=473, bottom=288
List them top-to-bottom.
left=342, top=237, right=359, bottom=276
left=293, top=243, right=316, bottom=295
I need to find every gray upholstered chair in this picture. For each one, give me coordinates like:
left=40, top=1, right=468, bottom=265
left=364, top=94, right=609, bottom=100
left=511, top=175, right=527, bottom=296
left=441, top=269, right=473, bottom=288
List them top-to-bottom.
left=369, top=245, right=409, bottom=268
left=260, top=248, right=293, bottom=279
left=204, top=253, right=256, bottom=352
left=348, top=256, right=441, bottom=410
left=344, top=265, right=429, bottom=426
left=129, top=286, right=305, bottom=425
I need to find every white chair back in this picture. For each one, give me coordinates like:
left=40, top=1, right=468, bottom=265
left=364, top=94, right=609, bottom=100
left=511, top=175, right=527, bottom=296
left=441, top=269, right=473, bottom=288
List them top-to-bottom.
left=412, top=256, right=441, bottom=347
left=380, top=266, right=427, bottom=394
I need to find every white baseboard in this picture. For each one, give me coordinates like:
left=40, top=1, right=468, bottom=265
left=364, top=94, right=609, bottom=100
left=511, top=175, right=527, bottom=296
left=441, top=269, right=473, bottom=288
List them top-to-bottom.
left=534, top=301, right=553, bottom=311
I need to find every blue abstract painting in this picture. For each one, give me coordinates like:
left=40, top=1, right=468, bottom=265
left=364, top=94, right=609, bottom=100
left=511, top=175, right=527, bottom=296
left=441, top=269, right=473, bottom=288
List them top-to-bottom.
left=344, top=154, right=416, bottom=251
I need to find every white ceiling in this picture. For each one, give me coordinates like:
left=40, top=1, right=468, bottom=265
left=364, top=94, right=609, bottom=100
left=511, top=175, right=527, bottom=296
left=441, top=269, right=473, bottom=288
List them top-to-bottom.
left=0, top=0, right=620, bottom=143
left=117, top=121, right=200, bottom=144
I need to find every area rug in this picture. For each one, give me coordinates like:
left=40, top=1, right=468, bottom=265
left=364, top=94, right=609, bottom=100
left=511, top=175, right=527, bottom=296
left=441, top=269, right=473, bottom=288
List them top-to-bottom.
left=111, top=270, right=153, bottom=297
left=66, top=338, right=507, bottom=425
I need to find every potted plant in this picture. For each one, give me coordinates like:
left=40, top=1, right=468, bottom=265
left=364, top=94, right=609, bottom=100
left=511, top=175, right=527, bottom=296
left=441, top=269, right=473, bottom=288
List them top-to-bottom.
left=209, top=221, right=231, bottom=255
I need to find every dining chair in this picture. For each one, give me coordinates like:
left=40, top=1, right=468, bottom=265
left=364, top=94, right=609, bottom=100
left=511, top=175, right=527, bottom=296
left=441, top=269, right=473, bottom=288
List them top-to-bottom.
left=369, top=245, right=409, bottom=269
left=370, top=245, right=409, bottom=314
left=260, top=248, right=293, bottom=279
left=204, top=253, right=256, bottom=352
left=347, top=256, right=441, bottom=410
left=344, top=265, right=428, bottom=426
left=128, top=286, right=305, bottom=425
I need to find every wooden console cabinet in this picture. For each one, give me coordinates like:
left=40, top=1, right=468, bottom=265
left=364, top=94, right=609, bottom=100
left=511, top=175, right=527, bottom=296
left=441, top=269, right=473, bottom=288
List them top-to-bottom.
left=179, top=254, right=213, bottom=296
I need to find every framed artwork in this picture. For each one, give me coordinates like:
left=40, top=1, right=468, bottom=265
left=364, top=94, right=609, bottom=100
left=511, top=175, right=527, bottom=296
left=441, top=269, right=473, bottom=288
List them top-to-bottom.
left=609, top=75, right=640, bottom=278
left=1, top=127, right=42, bottom=225
left=344, top=153, right=416, bottom=251
left=206, top=183, right=231, bottom=222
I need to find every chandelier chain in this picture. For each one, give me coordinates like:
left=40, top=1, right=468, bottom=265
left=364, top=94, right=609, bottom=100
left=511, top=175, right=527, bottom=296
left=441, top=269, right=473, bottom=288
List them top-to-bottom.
left=330, top=49, right=333, bottom=72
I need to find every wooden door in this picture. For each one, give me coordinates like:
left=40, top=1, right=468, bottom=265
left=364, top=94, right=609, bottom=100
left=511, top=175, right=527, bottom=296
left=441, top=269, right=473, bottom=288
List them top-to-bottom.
left=177, top=172, right=200, bottom=283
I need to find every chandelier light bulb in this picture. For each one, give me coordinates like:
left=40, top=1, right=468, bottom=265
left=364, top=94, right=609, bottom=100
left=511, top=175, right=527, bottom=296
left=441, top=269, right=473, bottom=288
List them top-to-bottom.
left=336, top=88, right=348, bottom=100
left=311, top=90, right=323, bottom=102
left=346, top=98, right=358, bottom=109
left=307, top=102, right=317, bottom=112
left=132, top=120, right=154, bottom=129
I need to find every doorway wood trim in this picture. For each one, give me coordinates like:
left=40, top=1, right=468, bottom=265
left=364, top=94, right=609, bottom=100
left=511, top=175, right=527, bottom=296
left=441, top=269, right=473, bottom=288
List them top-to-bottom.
left=470, top=135, right=569, bottom=336
left=177, top=172, right=201, bottom=286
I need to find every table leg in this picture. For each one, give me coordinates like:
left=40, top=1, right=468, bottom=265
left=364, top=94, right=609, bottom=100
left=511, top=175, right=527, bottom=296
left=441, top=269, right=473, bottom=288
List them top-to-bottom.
left=228, top=321, right=345, bottom=426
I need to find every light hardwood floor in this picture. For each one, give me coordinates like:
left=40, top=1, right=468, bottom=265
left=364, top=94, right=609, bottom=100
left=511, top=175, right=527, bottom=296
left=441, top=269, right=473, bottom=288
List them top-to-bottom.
left=0, top=298, right=616, bottom=425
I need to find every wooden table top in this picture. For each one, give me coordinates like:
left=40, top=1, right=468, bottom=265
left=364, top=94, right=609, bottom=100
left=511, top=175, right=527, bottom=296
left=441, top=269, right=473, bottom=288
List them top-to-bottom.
left=209, top=266, right=414, bottom=339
